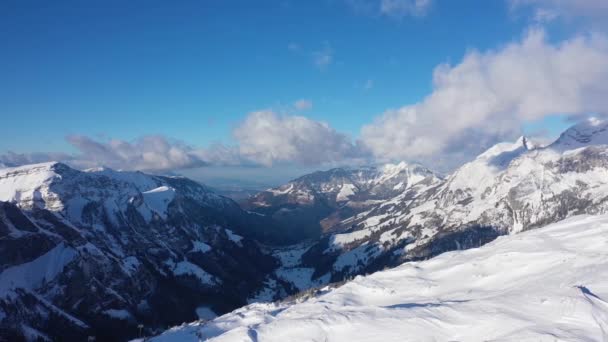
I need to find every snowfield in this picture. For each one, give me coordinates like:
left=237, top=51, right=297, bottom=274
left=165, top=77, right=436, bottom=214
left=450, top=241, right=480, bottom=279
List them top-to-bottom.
left=147, top=214, right=608, bottom=341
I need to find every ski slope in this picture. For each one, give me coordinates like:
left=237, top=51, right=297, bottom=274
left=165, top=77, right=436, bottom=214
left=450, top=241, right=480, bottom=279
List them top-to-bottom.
left=147, top=214, right=608, bottom=342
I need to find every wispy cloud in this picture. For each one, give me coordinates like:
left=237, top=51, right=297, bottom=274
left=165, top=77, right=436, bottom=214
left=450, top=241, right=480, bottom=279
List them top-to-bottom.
left=344, top=0, right=432, bottom=18
left=380, top=0, right=432, bottom=18
left=510, top=0, right=608, bottom=24
left=288, top=41, right=334, bottom=70
left=287, top=42, right=300, bottom=52
left=313, top=42, right=333, bottom=69
left=294, top=99, right=313, bottom=111
left=0, top=110, right=363, bottom=171
left=0, top=136, right=209, bottom=172
left=0, top=151, right=73, bottom=168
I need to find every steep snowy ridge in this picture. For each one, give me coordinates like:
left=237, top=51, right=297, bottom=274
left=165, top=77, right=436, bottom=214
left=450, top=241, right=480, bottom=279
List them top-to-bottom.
left=551, top=117, right=608, bottom=149
left=249, top=118, right=608, bottom=300
left=0, top=162, right=279, bottom=341
left=147, top=214, right=608, bottom=342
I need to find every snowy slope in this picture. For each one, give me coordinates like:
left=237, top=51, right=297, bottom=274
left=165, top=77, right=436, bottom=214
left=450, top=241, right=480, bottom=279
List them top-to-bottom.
left=246, top=118, right=608, bottom=302
left=0, top=162, right=278, bottom=341
left=244, top=163, right=440, bottom=241
left=147, top=214, right=608, bottom=342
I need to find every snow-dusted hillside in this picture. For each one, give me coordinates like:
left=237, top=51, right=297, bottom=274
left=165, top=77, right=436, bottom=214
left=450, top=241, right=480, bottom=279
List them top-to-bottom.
left=245, top=118, right=608, bottom=302
left=6, top=119, right=608, bottom=341
left=0, top=162, right=280, bottom=341
left=244, top=163, right=440, bottom=239
left=147, top=214, right=608, bottom=342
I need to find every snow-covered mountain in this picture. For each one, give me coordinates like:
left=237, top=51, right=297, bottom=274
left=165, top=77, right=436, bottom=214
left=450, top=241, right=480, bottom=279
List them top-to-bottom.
left=249, top=118, right=608, bottom=299
left=6, top=119, right=608, bottom=341
left=0, top=162, right=282, bottom=341
left=244, top=163, right=440, bottom=239
left=146, top=214, right=608, bottom=342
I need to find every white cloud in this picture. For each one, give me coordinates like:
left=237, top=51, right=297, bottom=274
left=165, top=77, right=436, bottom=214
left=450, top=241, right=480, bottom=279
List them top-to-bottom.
left=344, top=0, right=432, bottom=18
left=380, top=0, right=432, bottom=18
left=511, top=0, right=608, bottom=23
left=361, top=29, right=608, bottom=170
left=287, top=42, right=300, bottom=52
left=313, top=43, right=333, bottom=69
left=294, top=99, right=313, bottom=111
left=233, top=110, right=362, bottom=166
left=0, top=111, right=363, bottom=171
left=65, top=135, right=209, bottom=171
left=0, top=136, right=210, bottom=172
left=0, top=151, right=72, bottom=167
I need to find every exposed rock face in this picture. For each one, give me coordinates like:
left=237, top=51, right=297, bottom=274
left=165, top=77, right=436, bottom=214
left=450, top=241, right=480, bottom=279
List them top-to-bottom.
left=0, top=163, right=278, bottom=341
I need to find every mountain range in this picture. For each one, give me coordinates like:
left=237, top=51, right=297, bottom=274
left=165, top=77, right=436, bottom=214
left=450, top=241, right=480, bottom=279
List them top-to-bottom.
left=2, top=118, right=608, bottom=340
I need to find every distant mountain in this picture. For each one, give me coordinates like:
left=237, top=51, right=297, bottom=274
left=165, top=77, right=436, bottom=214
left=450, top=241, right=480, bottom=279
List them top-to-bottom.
left=250, top=118, right=608, bottom=300
left=7, top=119, right=608, bottom=341
left=0, top=162, right=282, bottom=341
left=244, top=163, right=440, bottom=240
left=149, top=213, right=608, bottom=341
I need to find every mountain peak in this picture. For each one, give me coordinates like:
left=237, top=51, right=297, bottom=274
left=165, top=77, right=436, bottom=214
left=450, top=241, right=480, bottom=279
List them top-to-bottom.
left=550, top=117, right=608, bottom=150
left=476, top=135, right=531, bottom=163
left=515, top=136, right=529, bottom=150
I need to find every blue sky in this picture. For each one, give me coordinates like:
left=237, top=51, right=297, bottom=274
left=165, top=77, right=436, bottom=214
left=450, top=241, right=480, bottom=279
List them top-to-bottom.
left=1, top=0, right=603, bottom=185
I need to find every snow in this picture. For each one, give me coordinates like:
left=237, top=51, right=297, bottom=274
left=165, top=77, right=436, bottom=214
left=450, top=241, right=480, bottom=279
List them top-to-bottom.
left=551, top=117, right=608, bottom=150
left=446, top=136, right=531, bottom=193
left=0, top=162, right=60, bottom=208
left=377, top=162, right=430, bottom=188
left=86, top=167, right=160, bottom=192
left=336, top=183, right=356, bottom=202
left=268, top=184, right=294, bottom=195
left=142, top=186, right=176, bottom=220
left=146, top=214, right=608, bottom=342
left=225, top=229, right=243, bottom=245
left=330, top=229, right=374, bottom=248
left=191, top=241, right=212, bottom=253
left=333, top=242, right=383, bottom=272
left=0, top=243, right=77, bottom=297
left=270, top=244, right=328, bottom=292
left=121, top=256, right=141, bottom=276
left=173, top=261, right=218, bottom=285
left=275, top=268, right=317, bottom=291
left=248, top=278, right=279, bottom=303
left=196, top=306, right=217, bottom=320
left=103, top=309, right=133, bottom=320
left=21, top=324, right=51, bottom=342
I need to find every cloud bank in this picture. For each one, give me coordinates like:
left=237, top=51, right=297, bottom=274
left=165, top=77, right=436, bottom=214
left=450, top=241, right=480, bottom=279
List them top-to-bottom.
left=4, top=28, right=608, bottom=174
left=361, top=28, right=608, bottom=169
left=0, top=111, right=363, bottom=172
left=233, top=111, right=363, bottom=167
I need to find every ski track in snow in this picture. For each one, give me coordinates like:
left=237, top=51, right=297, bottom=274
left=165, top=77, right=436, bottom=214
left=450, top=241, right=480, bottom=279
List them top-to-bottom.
left=147, top=214, right=608, bottom=342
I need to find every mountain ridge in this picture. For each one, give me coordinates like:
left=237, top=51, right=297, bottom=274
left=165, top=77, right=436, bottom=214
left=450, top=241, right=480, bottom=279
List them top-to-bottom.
left=4, top=118, right=608, bottom=340
left=245, top=118, right=608, bottom=302
left=0, top=162, right=282, bottom=341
